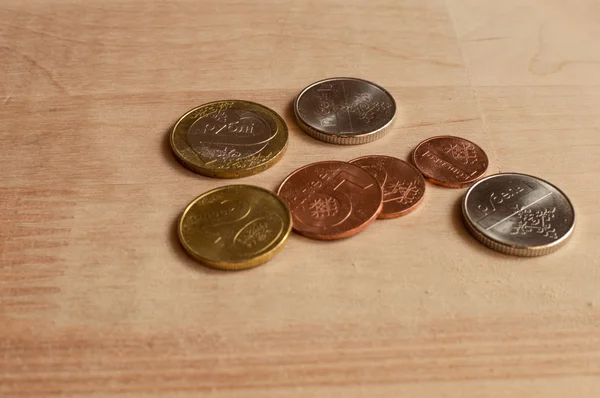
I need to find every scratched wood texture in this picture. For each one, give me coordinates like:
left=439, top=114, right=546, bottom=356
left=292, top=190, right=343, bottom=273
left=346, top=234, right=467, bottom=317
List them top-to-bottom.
left=1, top=0, right=600, bottom=397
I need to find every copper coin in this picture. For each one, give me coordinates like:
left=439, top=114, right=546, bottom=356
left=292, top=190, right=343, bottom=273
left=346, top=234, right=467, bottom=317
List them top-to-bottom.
left=411, top=135, right=489, bottom=188
left=349, top=155, right=425, bottom=219
left=277, top=161, right=383, bottom=240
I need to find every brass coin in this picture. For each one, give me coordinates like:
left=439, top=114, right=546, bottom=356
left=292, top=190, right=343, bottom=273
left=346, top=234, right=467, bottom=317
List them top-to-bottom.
left=294, top=77, right=396, bottom=145
left=171, top=100, right=288, bottom=178
left=462, top=173, right=575, bottom=257
left=178, top=185, right=292, bottom=270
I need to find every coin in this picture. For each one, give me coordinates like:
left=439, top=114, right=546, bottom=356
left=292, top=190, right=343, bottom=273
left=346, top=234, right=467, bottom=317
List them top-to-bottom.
left=294, top=77, right=396, bottom=145
left=170, top=100, right=288, bottom=178
left=411, top=135, right=489, bottom=188
left=349, top=155, right=425, bottom=219
left=277, top=161, right=383, bottom=240
left=462, top=173, right=575, bottom=257
left=178, top=185, right=292, bottom=270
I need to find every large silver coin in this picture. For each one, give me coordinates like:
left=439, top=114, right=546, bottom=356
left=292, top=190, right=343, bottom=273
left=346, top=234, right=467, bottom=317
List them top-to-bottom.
left=294, top=77, right=396, bottom=145
left=462, top=173, right=575, bottom=256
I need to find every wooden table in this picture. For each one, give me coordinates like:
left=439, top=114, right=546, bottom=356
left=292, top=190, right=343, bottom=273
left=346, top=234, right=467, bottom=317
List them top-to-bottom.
left=2, top=1, right=599, bottom=396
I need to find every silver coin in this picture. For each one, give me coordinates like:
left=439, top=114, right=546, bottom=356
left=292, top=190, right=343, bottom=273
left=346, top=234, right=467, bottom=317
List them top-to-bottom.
left=294, top=77, right=396, bottom=145
left=462, top=173, right=575, bottom=256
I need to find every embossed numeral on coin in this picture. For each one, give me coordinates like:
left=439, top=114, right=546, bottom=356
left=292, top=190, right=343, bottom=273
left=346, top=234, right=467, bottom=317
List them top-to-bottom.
left=349, top=155, right=426, bottom=219
left=295, top=170, right=374, bottom=228
left=191, top=199, right=251, bottom=244
left=190, top=200, right=285, bottom=257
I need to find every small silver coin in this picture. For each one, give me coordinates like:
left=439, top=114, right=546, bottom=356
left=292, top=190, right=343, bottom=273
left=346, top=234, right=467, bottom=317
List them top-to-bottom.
left=294, top=77, right=396, bottom=145
left=462, top=173, right=575, bottom=256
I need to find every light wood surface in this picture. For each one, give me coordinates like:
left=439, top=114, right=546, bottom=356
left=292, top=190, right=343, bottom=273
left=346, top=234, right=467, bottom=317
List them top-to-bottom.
left=1, top=1, right=600, bottom=396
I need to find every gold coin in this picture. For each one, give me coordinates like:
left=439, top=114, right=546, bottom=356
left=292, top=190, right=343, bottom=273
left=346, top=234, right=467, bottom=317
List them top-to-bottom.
left=170, top=100, right=288, bottom=178
left=178, top=185, right=292, bottom=270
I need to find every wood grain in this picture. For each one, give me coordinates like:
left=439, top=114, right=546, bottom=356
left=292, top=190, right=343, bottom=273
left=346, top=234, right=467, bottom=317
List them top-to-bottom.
left=1, top=0, right=600, bottom=396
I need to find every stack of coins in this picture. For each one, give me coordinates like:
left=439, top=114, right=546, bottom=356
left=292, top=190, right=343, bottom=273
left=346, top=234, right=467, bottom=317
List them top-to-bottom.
left=169, top=77, right=575, bottom=270
left=277, top=157, right=425, bottom=240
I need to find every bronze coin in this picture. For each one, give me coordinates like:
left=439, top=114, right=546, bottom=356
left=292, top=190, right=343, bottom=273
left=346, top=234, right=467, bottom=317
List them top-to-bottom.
left=411, top=136, right=489, bottom=188
left=349, top=155, right=425, bottom=219
left=277, top=161, right=383, bottom=240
